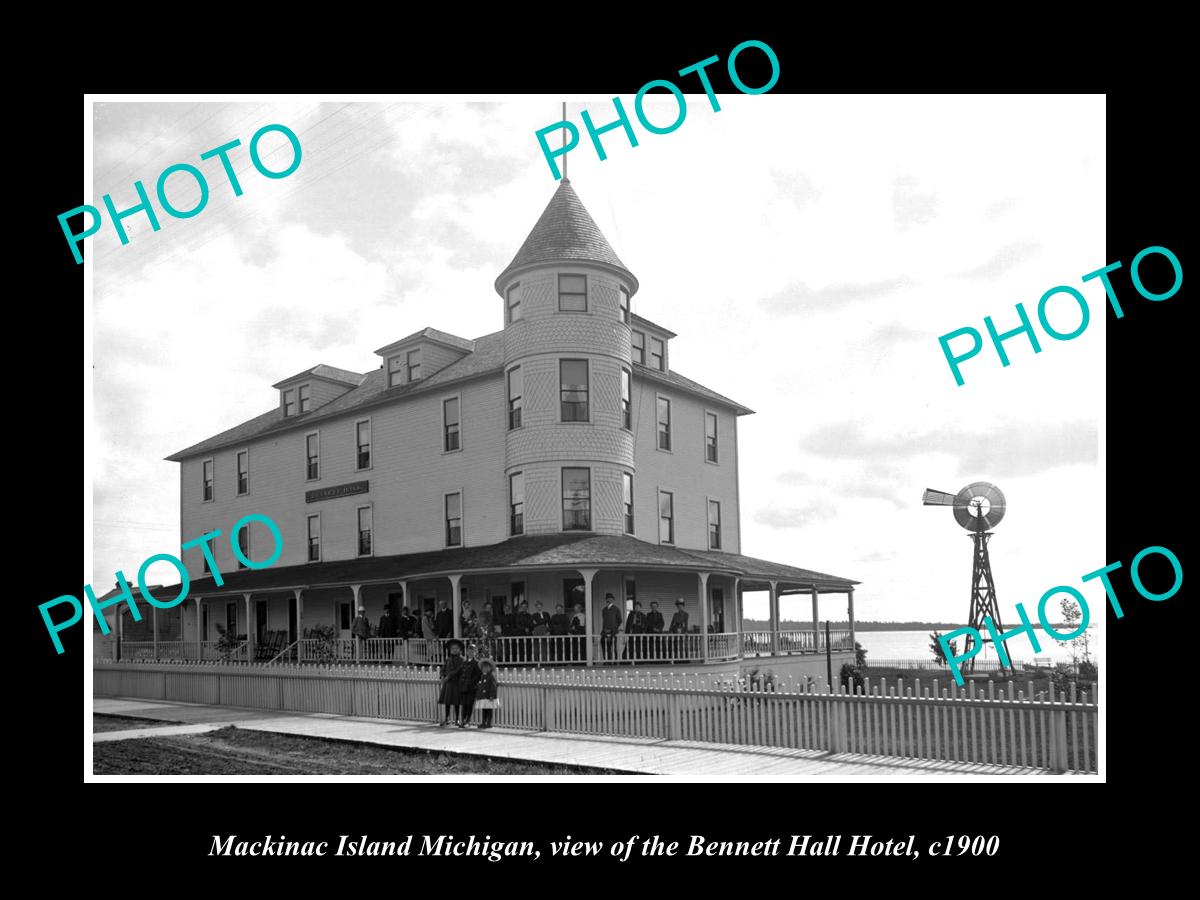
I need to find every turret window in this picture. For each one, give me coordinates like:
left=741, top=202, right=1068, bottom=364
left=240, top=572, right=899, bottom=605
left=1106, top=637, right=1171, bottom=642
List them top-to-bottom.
left=558, top=274, right=588, bottom=312
left=507, top=283, right=523, bottom=324
left=619, top=286, right=630, bottom=324
left=632, top=330, right=645, bottom=366
left=560, top=359, right=589, bottom=422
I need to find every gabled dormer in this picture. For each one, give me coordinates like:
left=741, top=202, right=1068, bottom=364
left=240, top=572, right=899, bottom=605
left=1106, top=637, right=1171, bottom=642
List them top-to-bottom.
left=630, top=313, right=675, bottom=374
left=374, top=327, right=475, bottom=389
left=273, top=364, right=366, bottom=418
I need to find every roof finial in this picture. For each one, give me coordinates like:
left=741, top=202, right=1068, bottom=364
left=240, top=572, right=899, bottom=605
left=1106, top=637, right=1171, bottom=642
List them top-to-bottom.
left=562, top=101, right=568, bottom=181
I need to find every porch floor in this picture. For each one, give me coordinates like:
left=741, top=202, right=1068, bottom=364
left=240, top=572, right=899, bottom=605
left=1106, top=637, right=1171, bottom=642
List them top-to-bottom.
left=93, top=698, right=1062, bottom=778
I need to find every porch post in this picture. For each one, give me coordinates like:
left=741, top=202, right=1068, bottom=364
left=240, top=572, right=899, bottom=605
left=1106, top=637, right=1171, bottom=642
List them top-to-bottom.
left=579, top=568, right=597, bottom=666
left=698, top=572, right=710, bottom=660
left=449, top=574, right=463, bottom=640
left=733, top=577, right=742, bottom=656
left=769, top=580, right=779, bottom=654
left=350, top=584, right=363, bottom=660
left=811, top=585, right=820, bottom=653
left=847, top=587, right=856, bottom=650
left=294, top=589, right=305, bottom=661
left=244, top=593, right=254, bottom=661
left=195, top=597, right=202, bottom=658
left=116, top=604, right=125, bottom=661
left=152, top=605, right=159, bottom=660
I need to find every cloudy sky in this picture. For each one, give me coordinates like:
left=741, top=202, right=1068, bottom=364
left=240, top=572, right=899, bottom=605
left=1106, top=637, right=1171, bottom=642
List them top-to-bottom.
left=88, top=95, right=1105, bottom=628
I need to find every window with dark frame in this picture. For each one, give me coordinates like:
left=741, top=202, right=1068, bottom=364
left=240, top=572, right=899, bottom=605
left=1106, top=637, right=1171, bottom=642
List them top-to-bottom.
left=558, top=274, right=587, bottom=311
left=506, top=283, right=522, bottom=324
left=619, top=286, right=630, bottom=323
left=632, top=330, right=645, bottom=365
left=650, top=337, right=664, bottom=371
left=406, top=348, right=421, bottom=381
left=388, top=356, right=404, bottom=388
left=560, top=359, right=589, bottom=422
left=507, top=367, right=523, bottom=429
left=621, top=368, right=632, bottom=429
left=298, top=383, right=311, bottom=413
left=283, top=389, right=295, bottom=416
left=657, top=396, right=671, bottom=450
left=443, top=397, right=461, bottom=451
left=705, top=412, right=719, bottom=463
left=356, top=420, right=371, bottom=470
left=306, top=433, right=320, bottom=480
left=236, top=450, right=248, bottom=494
left=202, top=459, right=214, bottom=501
left=562, top=467, right=591, bottom=531
left=509, top=471, right=524, bottom=536
left=623, top=471, right=635, bottom=534
left=659, top=491, right=674, bottom=543
left=445, top=492, right=463, bottom=547
left=708, top=499, right=722, bottom=550
left=358, top=506, right=373, bottom=556
left=307, top=514, right=321, bottom=562
left=237, top=524, right=250, bottom=569
left=202, top=537, right=211, bottom=574
left=226, top=602, right=237, bottom=634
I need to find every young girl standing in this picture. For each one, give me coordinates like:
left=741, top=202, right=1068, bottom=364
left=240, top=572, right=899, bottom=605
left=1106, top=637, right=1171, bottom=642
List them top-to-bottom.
left=438, top=639, right=465, bottom=726
left=475, top=658, right=500, bottom=729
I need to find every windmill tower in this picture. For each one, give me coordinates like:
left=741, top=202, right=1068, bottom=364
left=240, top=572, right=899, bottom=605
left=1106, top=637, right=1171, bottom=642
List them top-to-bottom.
left=923, top=482, right=1008, bottom=671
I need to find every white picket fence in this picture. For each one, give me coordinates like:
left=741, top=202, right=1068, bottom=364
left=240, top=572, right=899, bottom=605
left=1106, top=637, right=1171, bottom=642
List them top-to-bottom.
left=92, top=662, right=1097, bottom=773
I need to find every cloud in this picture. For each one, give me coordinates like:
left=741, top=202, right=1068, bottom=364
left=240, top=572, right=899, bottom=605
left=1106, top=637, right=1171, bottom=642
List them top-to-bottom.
left=770, top=169, right=822, bottom=208
left=893, top=175, right=938, bottom=231
left=983, top=198, right=1017, bottom=221
left=956, top=241, right=1041, bottom=280
left=759, top=277, right=913, bottom=315
left=867, top=321, right=926, bottom=347
left=800, top=421, right=1097, bottom=478
left=776, top=471, right=816, bottom=485
left=754, top=502, right=836, bottom=529
left=856, top=550, right=897, bottom=563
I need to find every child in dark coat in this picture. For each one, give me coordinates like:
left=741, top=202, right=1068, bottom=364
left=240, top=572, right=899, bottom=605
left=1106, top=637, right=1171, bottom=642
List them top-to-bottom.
left=438, top=639, right=465, bottom=726
left=458, top=644, right=482, bottom=728
left=475, top=658, right=500, bottom=728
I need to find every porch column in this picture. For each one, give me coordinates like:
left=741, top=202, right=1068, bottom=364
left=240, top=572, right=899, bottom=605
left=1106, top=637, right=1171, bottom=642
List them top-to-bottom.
left=579, top=568, right=597, bottom=666
left=697, top=572, right=710, bottom=660
left=449, top=574, right=463, bottom=640
left=733, top=577, right=742, bottom=657
left=769, top=580, right=779, bottom=654
left=350, top=584, right=363, bottom=660
left=811, top=585, right=820, bottom=653
left=847, top=587, right=856, bottom=650
left=294, top=589, right=305, bottom=661
left=244, top=593, right=254, bottom=660
left=194, top=597, right=202, bottom=658
left=116, top=604, right=125, bottom=661
left=152, top=605, right=159, bottom=660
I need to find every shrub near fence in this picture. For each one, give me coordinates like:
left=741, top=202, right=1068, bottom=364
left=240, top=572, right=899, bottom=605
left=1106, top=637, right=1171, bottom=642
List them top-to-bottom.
left=93, top=662, right=1097, bottom=773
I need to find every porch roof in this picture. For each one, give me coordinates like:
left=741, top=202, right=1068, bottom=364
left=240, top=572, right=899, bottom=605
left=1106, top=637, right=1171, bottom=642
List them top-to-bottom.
left=185, top=534, right=857, bottom=597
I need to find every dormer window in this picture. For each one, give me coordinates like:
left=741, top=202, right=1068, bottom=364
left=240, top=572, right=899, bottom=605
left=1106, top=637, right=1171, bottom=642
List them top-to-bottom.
left=558, top=274, right=587, bottom=312
left=507, top=283, right=523, bottom=324
left=632, top=330, right=645, bottom=366
left=649, top=337, right=665, bottom=371
left=406, top=348, right=421, bottom=381
left=388, top=355, right=404, bottom=387
left=298, top=383, right=311, bottom=413
left=283, top=389, right=296, bottom=416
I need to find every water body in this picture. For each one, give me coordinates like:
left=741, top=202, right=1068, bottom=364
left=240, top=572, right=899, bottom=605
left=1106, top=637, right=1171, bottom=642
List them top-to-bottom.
left=857, top=627, right=1098, bottom=664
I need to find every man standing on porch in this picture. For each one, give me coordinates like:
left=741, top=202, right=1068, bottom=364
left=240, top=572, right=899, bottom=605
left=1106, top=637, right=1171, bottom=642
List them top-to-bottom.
left=601, top=594, right=621, bottom=662
left=435, top=600, right=453, bottom=639
left=646, top=601, right=664, bottom=660
left=351, top=606, right=371, bottom=660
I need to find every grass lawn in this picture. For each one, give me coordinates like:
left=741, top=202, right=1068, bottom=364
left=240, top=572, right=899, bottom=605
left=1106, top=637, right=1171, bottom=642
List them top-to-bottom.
left=93, top=726, right=634, bottom=775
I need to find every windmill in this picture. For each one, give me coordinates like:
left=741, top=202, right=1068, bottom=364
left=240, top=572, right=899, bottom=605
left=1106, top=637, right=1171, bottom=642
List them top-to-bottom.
left=923, top=482, right=1008, bottom=672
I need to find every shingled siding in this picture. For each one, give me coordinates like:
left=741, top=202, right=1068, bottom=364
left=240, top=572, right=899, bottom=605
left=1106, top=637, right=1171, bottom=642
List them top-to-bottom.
left=179, top=375, right=510, bottom=578
left=631, top=380, right=741, bottom=554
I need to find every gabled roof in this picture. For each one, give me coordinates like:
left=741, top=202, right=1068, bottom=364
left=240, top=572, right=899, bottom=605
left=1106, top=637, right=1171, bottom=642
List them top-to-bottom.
left=494, top=178, right=638, bottom=294
left=631, top=312, right=677, bottom=338
left=374, top=327, right=476, bottom=357
left=166, top=331, right=505, bottom=461
left=271, top=364, right=367, bottom=390
left=636, top=364, right=754, bottom=415
left=181, top=534, right=856, bottom=596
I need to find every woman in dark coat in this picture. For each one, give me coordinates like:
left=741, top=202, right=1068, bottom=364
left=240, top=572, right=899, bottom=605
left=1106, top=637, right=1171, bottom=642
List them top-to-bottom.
left=438, top=639, right=465, bottom=726
left=458, top=644, right=482, bottom=727
left=475, top=658, right=500, bottom=729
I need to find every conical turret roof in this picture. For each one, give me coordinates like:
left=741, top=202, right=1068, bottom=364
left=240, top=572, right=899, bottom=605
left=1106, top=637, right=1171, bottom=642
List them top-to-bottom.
left=494, top=178, right=637, bottom=294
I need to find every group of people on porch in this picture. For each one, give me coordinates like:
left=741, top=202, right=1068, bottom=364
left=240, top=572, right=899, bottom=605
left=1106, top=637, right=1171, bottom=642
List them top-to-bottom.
left=349, top=590, right=716, bottom=664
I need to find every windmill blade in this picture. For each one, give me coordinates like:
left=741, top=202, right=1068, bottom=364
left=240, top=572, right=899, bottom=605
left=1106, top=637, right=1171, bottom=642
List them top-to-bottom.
left=922, top=488, right=958, bottom=506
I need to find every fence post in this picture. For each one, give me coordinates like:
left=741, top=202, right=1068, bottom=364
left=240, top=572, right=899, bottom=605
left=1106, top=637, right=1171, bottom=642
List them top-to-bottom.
left=540, top=687, right=551, bottom=732
left=668, top=691, right=681, bottom=741
left=1053, top=709, right=1069, bottom=772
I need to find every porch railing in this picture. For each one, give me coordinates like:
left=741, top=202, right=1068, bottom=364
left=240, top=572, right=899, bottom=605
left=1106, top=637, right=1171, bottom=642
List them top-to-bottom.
left=744, top=629, right=854, bottom=656
left=118, top=640, right=248, bottom=662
